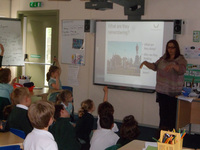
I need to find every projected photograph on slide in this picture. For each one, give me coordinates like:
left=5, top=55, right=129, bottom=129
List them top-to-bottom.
left=94, top=20, right=174, bottom=92
left=107, top=41, right=141, bottom=76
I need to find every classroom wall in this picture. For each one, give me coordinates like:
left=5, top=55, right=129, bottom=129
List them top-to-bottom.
left=0, top=0, right=11, bottom=17
left=6, top=0, right=200, bottom=131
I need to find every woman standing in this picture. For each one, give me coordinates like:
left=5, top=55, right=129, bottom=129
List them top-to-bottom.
left=140, top=40, right=187, bottom=131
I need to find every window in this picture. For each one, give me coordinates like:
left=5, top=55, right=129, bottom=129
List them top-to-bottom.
left=44, top=27, right=52, bottom=86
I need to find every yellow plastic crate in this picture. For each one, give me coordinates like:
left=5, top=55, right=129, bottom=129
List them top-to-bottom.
left=158, top=130, right=183, bottom=150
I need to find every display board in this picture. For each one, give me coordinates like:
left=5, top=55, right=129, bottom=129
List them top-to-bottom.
left=0, top=18, right=24, bottom=66
left=61, top=20, right=85, bottom=65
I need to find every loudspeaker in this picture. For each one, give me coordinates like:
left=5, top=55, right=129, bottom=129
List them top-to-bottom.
left=84, top=20, right=96, bottom=33
left=84, top=20, right=90, bottom=32
left=173, top=20, right=183, bottom=34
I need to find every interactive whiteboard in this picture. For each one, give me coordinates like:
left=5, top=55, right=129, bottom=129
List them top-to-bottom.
left=94, top=20, right=174, bottom=92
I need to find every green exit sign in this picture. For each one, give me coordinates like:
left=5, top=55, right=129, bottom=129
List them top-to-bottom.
left=30, top=2, right=42, bottom=7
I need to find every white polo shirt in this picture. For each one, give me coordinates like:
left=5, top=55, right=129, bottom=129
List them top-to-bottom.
left=23, top=128, right=58, bottom=150
left=90, top=128, right=119, bottom=150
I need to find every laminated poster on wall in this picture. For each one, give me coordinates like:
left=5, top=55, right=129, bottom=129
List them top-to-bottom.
left=61, top=20, right=85, bottom=65
left=193, top=31, right=200, bottom=42
left=184, top=46, right=200, bottom=59
left=184, top=64, right=200, bottom=86
left=67, top=65, right=79, bottom=86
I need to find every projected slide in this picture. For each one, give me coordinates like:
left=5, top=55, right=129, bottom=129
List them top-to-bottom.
left=94, top=21, right=174, bottom=90
left=107, top=41, right=141, bottom=76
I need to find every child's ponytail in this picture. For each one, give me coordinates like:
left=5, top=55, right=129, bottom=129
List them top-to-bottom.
left=46, top=72, right=51, bottom=81
left=78, top=99, right=93, bottom=118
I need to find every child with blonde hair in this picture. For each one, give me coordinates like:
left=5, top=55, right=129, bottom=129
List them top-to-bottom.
left=0, top=68, right=16, bottom=119
left=7, top=87, right=33, bottom=136
left=75, top=99, right=95, bottom=150
left=24, top=100, right=58, bottom=150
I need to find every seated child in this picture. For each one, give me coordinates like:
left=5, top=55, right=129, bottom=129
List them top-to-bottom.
left=0, top=68, right=16, bottom=119
left=97, top=86, right=119, bottom=132
left=7, top=87, right=33, bottom=136
left=56, top=90, right=74, bottom=121
left=75, top=99, right=95, bottom=150
left=23, top=100, right=58, bottom=150
left=49, top=104, right=81, bottom=150
left=0, top=105, right=14, bottom=132
left=3, top=105, right=13, bottom=120
left=90, top=113, right=119, bottom=150
left=117, top=115, right=140, bottom=147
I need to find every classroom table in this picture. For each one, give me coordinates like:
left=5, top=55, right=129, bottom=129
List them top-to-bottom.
left=30, top=87, right=49, bottom=101
left=176, top=97, right=200, bottom=133
left=0, top=131, right=24, bottom=148
left=118, top=140, right=195, bottom=150
left=118, top=140, right=145, bottom=150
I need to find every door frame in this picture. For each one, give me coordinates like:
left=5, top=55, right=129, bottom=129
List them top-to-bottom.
left=17, top=9, right=59, bottom=59
left=17, top=10, right=59, bottom=87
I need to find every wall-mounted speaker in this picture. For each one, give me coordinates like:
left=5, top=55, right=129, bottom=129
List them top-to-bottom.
left=84, top=20, right=96, bottom=33
left=174, top=20, right=183, bottom=34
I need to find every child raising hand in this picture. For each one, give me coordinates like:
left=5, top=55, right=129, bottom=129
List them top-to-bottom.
left=46, top=57, right=62, bottom=102
left=97, top=86, right=119, bottom=132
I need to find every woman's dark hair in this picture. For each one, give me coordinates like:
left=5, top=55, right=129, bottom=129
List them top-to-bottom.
left=165, top=39, right=181, bottom=60
left=46, top=65, right=59, bottom=81
left=0, top=68, right=11, bottom=83
left=98, top=101, right=114, bottom=117
left=54, top=104, right=64, bottom=120
left=120, top=115, right=140, bottom=141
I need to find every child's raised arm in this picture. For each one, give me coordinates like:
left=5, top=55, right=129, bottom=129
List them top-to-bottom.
left=53, top=57, right=61, bottom=74
left=51, top=74, right=61, bottom=90
left=103, top=86, right=108, bottom=102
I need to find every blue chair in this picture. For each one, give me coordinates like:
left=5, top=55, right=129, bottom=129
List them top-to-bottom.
left=62, top=86, right=73, bottom=93
left=10, top=128, right=26, bottom=139
left=0, top=145, right=21, bottom=150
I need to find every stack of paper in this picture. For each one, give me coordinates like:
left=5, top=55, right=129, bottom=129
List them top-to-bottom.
left=177, top=95, right=194, bottom=102
left=142, top=142, right=157, bottom=150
